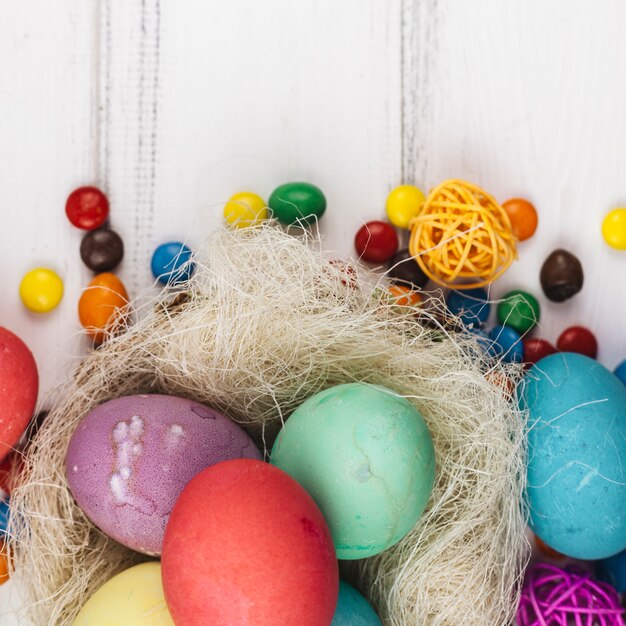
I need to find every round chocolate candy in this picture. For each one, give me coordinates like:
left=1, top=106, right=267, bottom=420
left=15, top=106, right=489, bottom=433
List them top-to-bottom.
left=80, top=229, right=124, bottom=272
left=387, top=249, right=429, bottom=289
left=540, top=249, right=584, bottom=302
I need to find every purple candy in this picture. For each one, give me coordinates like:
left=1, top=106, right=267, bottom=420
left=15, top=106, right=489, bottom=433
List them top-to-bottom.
left=66, top=394, right=261, bottom=555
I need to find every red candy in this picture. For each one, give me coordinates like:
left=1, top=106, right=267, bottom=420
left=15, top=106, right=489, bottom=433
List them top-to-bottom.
left=65, top=186, right=109, bottom=230
left=354, top=221, right=398, bottom=263
left=556, top=326, right=598, bottom=359
left=523, top=338, right=557, bottom=366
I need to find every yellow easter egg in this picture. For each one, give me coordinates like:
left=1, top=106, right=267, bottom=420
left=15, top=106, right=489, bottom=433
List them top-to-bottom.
left=386, top=185, right=425, bottom=229
left=224, top=191, right=268, bottom=228
left=602, top=208, right=626, bottom=250
left=19, top=268, right=64, bottom=313
left=72, top=562, right=174, bottom=626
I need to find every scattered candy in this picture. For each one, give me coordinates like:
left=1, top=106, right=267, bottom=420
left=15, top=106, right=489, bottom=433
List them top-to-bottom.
left=268, top=182, right=326, bottom=226
left=385, top=184, right=425, bottom=229
left=65, top=186, right=109, bottom=230
left=223, top=191, right=268, bottom=228
left=502, top=198, right=538, bottom=241
left=601, top=208, right=626, bottom=250
left=354, top=221, right=399, bottom=263
left=80, top=229, right=124, bottom=273
left=151, top=242, right=194, bottom=285
left=386, top=249, right=429, bottom=289
left=539, top=249, right=584, bottom=302
left=19, top=268, right=64, bottom=313
left=78, top=273, right=128, bottom=343
left=388, top=284, right=421, bottom=308
left=447, top=288, right=490, bottom=328
left=497, top=290, right=540, bottom=335
left=488, top=325, right=524, bottom=363
left=556, top=325, right=598, bottom=359
left=522, top=338, right=556, bottom=366
left=614, top=359, right=626, bottom=384
left=0, top=541, right=9, bottom=586
left=596, top=550, right=626, bottom=594
left=517, top=563, right=624, bottom=626
left=332, top=581, right=382, bottom=626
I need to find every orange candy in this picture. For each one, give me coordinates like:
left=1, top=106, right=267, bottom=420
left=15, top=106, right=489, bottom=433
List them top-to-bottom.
left=502, top=198, right=538, bottom=241
left=78, top=273, right=129, bottom=343
left=388, top=285, right=422, bottom=307
left=0, top=542, right=11, bottom=585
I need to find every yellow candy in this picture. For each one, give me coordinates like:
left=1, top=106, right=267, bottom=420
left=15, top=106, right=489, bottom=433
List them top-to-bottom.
left=386, top=185, right=426, bottom=229
left=223, top=191, right=268, bottom=228
left=602, top=208, right=626, bottom=250
left=19, top=268, right=64, bottom=313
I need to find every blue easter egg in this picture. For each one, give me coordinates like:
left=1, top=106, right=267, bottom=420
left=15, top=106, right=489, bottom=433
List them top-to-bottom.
left=151, top=242, right=194, bottom=285
left=447, top=288, right=490, bottom=328
left=488, top=325, right=524, bottom=363
left=520, top=352, right=626, bottom=559
left=614, top=359, right=626, bottom=385
left=596, top=550, right=626, bottom=593
left=331, top=581, right=382, bottom=626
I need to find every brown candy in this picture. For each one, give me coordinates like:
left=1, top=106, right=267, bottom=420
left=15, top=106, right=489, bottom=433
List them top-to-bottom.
left=80, top=228, right=124, bottom=273
left=387, top=249, right=429, bottom=289
left=540, top=249, right=583, bottom=302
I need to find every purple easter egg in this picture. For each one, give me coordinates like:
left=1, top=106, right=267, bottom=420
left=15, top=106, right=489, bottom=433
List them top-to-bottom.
left=66, top=394, right=261, bottom=555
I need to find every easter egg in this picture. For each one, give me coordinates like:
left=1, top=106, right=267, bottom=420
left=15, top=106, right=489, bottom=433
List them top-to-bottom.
left=268, top=182, right=327, bottom=226
left=151, top=242, right=194, bottom=285
left=78, top=272, right=128, bottom=343
left=0, top=327, right=38, bottom=461
left=520, top=353, right=626, bottom=559
left=614, top=359, right=626, bottom=385
left=271, top=383, right=435, bottom=560
left=66, top=394, right=261, bottom=555
left=162, top=459, right=339, bottom=626
left=72, top=562, right=174, bottom=626
left=331, top=581, right=382, bottom=626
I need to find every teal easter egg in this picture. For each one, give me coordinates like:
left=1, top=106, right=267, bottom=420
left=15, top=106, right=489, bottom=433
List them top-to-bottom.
left=520, top=352, right=626, bottom=559
left=270, top=383, right=435, bottom=560
left=331, top=581, right=382, bottom=626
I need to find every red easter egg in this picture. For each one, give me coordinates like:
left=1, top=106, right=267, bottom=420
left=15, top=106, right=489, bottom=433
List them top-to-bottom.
left=556, top=326, right=598, bottom=359
left=0, top=328, right=38, bottom=461
left=162, top=459, right=338, bottom=626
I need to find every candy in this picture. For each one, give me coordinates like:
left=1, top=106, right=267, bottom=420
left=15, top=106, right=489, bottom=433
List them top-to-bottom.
left=268, top=182, right=326, bottom=226
left=385, top=185, right=425, bottom=229
left=65, top=186, right=109, bottom=230
left=223, top=191, right=268, bottom=228
left=502, top=198, right=538, bottom=241
left=601, top=208, right=626, bottom=250
left=354, top=221, right=398, bottom=263
left=80, top=229, right=124, bottom=272
left=151, top=242, right=194, bottom=285
left=387, top=249, right=429, bottom=289
left=539, top=249, right=584, bottom=302
left=19, top=268, right=64, bottom=313
left=78, top=273, right=128, bottom=343
left=388, top=285, right=421, bottom=307
left=447, top=288, right=490, bottom=328
left=497, top=289, right=540, bottom=334
left=488, top=325, right=524, bottom=363
left=556, top=325, right=597, bottom=359
left=0, top=328, right=38, bottom=461
left=523, top=338, right=557, bottom=366
left=614, top=359, right=626, bottom=385
left=271, top=383, right=435, bottom=560
left=162, top=459, right=339, bottom=626
left=0, top=498, right=8, bottom=538
left=534, top=535, right=565, bottom=561
left=0, top=542, right=10, bottom=586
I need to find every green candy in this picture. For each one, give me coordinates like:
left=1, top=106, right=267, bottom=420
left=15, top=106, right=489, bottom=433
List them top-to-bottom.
left=268, top=182, right=326, bottom=226
left=497, top=289, right=540, bottom=334
left=270, top=383, right=435, bottom=560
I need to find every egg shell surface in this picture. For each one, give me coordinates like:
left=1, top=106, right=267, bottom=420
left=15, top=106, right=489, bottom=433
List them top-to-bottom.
left=0, top=327, right=38, bottom=461
left=520, top=352, right=626, bottom=559
left=271, top=383, right=435, bottom=560
left=66, top=394, right=261, bottom=555
left=161, top=458, right=339, bottom=626
left=72, top=562, right=174, bottom=626
left=331, top=581, right=382, bottom=626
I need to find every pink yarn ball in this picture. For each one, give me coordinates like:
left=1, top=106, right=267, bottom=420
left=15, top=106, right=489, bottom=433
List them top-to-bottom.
left=517, top=563, right=624, bottom=626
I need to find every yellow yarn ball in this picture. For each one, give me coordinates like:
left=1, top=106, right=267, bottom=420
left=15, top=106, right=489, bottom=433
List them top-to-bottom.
left=386, top=185, right=426, bottom=229
left=224, top=192, right=268, bottom=228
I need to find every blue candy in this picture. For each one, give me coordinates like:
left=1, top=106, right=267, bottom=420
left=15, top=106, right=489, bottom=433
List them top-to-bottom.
left=151, top=242, right=195, bottom=285
left=446, top=288, right=490, bottom=328
left=488, top=325, right=524, bottom=363
left=614, top=359, right=626, bottom=385
left=0, top=498, right=8, bottom=538
left=331, top=581, right=382, bottom=626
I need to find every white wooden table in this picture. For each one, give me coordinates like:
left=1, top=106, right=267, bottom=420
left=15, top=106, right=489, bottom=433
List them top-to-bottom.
left=1, top=1, right=625, bottom=623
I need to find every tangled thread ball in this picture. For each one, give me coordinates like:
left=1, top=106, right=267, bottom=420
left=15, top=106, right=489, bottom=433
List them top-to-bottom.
left=409, top=179, right=517, bottom=289
left=517, top=563, right=624, bottom=626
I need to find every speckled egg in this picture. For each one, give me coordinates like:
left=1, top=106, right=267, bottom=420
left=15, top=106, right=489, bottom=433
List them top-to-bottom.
left=520, top=353, right=626, bottom=560
left=66, top=394, right=261, bottom=555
